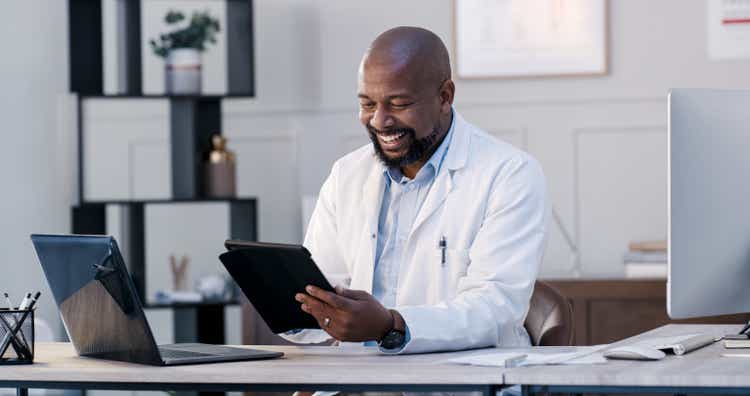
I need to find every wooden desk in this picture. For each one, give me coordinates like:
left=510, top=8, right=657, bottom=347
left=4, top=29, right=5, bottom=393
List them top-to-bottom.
left=545, top=279, right=749, bottom=345
left=506, top=324, right=750, bottom=395
left=0, top=343, right=504, bottom=395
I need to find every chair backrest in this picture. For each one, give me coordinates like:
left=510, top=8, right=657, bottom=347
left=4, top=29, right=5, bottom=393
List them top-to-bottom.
left=524, top=281, right=574, bottom=346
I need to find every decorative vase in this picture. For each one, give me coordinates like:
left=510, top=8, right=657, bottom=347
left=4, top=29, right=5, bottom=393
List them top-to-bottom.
left=165, top=48, right=201, bottom=94
left=204, top=134, right=236, bottom=198
left=169, top=254, right=189, bottom=291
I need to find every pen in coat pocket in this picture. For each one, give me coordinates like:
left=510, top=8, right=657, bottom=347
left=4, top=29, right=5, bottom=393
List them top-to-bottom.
left=439, top=236, right=447, bottom=267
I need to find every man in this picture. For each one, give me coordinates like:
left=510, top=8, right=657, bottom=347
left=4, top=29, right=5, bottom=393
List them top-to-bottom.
left=285, top=26, right=548, bottom=354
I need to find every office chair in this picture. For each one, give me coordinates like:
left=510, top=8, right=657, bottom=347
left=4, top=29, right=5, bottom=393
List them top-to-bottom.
left=524, top=281, right=574, bottom=346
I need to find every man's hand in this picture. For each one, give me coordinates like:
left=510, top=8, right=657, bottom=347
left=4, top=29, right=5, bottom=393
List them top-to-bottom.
left=295, top=285, right=393, bottom=342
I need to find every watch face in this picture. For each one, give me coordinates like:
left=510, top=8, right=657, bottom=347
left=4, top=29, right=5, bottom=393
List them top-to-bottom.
left=379, top=329, right=406, bottom=349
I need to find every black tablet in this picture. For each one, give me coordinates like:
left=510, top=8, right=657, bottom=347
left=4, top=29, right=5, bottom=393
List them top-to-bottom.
left=219, top=240, right=335, bottom=333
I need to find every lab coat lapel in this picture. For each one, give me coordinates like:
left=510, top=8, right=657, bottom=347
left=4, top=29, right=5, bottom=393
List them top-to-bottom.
left=410, top=112, right=470, bottom=236
left=350, top=163, right=385, bottom=294
left=410, top=170, right=454, bottom=236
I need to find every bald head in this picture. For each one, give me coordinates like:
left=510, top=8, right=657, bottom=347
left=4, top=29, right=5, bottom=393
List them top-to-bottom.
left=362, top=26, right=451, bottom=88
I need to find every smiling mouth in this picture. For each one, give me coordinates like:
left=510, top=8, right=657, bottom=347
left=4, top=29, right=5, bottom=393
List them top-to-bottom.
left=378, top=131, right=407, bottom=147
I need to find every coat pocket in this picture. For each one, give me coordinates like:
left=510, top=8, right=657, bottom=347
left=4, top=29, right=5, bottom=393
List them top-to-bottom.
left=441, top=248, right=471, bottom=298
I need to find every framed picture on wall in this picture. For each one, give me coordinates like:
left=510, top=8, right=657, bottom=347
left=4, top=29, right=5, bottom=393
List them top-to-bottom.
left=453, top=0, right=608, bottom=79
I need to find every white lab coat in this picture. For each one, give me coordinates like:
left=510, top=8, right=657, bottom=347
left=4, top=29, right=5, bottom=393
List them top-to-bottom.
left=282, top=111, right=549, bottom=354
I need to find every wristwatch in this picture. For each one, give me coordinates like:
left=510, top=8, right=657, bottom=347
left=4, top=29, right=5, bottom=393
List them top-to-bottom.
left=378, top=309, right=406, bottom=350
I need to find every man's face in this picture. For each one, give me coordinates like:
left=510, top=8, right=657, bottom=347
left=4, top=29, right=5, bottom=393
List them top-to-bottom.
left=357, top=58, right=444, bottom=168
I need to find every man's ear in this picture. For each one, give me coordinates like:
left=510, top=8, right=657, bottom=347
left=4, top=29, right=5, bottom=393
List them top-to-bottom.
left=439, top=79, right=455, bottom=114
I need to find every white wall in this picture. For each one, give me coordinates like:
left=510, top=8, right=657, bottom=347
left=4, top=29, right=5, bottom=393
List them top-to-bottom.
left=0, top=0, right=70, bottom=337
left=6, top=0, right=750, bottom=345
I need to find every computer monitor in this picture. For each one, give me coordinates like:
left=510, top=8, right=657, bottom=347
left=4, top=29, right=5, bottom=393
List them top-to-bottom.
left=668, top=88, right=750, bottom=320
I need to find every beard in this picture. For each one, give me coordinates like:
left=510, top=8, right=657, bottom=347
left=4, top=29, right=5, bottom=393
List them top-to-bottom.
left=367, top=124, right=441, bottom=168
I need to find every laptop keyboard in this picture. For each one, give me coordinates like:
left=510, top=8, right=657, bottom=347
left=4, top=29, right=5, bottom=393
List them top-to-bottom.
left=159, top=348, right=214, bottom=359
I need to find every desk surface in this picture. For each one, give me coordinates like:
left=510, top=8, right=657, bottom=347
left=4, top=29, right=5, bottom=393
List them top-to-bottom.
left=506, top=324, right=749, bottom=390
left=8, top=325, right=747, bottom=393
left=0, top=343, right=506, bottom=392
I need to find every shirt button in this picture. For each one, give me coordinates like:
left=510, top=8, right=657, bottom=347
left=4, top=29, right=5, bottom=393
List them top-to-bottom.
left=371, top=234, right=376, bottom=239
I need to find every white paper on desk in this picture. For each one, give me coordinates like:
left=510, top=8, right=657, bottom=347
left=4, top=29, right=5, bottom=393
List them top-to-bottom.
left=446, top=346, right=608, bottom=367
left=447, top=352, right=530, bottom=367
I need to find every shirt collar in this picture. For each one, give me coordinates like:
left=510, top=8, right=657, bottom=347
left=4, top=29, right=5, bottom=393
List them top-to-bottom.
left=384, top=108, right=456, bottom=184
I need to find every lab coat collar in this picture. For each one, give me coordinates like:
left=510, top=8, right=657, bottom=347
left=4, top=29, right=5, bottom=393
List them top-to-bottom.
left=409, top=110, right=471, bottom=234
left=443, top=110, right=470, bottom=172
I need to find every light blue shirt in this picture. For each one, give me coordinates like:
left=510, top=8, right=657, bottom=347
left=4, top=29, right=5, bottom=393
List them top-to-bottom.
left=369, top=110, right=456, bottom=351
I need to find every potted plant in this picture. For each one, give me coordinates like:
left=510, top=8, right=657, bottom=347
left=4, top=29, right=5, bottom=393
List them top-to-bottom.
left=149, top=10, right=220, bottom=94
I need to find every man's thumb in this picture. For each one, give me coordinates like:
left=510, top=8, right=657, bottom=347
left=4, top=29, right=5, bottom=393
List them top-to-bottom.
left=336, top=286, right=366, bottom=299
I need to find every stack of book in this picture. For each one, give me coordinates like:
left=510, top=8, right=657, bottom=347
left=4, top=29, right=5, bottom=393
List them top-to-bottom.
left=624, top=240, right=667, bottom=279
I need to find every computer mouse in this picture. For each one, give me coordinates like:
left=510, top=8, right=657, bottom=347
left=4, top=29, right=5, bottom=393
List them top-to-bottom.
left=603, top=345, right=666, bottom=361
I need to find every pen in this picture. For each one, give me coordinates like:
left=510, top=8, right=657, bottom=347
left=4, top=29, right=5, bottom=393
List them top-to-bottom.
left=439, top=236, right=447, bottom=267
left=1, top=292, right=21, bottom=354
left=12, top=292, right=32, bottom=349
left=15, top=292, right=39, bottom=360
left=16, top=292, right=40, bottom=357
left=25, top=292, right=40, bottom=310
left=18, top=293, right=31, bottom=310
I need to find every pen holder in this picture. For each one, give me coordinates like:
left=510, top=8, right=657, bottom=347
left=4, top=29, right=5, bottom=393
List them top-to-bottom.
left=0, top=309, right=34, bottom=364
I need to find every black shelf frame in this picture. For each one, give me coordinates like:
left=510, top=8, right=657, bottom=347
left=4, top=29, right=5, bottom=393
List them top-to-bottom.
left=68, top=0, right=255, bottom=97
left=68, top=3, right=257, bottom=377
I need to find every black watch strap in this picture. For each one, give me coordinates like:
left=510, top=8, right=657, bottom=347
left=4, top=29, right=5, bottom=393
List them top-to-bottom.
left=378, top=310, right=406, bottom=349
left=378, top=328, right=406, bottom=349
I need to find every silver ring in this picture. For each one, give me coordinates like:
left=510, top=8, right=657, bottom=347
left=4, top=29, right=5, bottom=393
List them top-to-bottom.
left=323, top=317, right=331, bottom=327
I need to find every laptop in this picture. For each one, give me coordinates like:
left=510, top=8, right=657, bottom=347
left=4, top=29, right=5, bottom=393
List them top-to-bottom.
left=30, top=234, right=283, bottom=366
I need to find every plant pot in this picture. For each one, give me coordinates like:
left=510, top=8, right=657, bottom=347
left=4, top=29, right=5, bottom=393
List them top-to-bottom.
left=165, top=48, right=201, bottom=94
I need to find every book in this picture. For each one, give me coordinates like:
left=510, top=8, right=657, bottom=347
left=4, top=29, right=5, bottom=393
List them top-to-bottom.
left=628, top=240, right=667, bottom=252
left=623, top=244, right=667, bottom=278
left=623, top=251, right=667, bottom=263
left=624, top=262, right=667, bottom=279
left=446, top=345, right=608, bottom=367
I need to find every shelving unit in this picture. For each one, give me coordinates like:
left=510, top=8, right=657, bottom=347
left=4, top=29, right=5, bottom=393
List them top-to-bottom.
left=68, top=0, right=256, bottom=356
